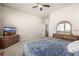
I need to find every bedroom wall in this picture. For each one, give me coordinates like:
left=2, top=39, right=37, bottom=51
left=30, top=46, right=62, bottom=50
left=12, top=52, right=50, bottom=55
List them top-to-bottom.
left=49, top=4, right=79, bottom=37
left=0, top=5, right=3, bottom=36
left=2, top=6, right=43, bottom=40
left=45, top=18, right=49, bottom=25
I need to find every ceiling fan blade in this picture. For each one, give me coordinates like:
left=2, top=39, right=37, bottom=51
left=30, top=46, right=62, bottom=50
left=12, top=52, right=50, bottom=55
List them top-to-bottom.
left=32, top=5, right=38, bottom=8
left=43, top=5, right=50, bottom=7
left=40, top=8, right=42, bottom=11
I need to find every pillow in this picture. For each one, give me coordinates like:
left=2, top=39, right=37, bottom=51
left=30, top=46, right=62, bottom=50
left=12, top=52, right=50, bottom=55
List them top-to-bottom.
left=67, top=40, right=79, bottom=53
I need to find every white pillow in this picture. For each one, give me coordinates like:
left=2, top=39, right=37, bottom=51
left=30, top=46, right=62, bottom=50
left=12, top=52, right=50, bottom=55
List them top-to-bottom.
left=67, top=40, right=79, bottom=53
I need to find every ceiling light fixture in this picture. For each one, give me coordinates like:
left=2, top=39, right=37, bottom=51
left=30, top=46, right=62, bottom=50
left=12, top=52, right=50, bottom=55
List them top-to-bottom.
left=32, top=3, right=50, bottom=11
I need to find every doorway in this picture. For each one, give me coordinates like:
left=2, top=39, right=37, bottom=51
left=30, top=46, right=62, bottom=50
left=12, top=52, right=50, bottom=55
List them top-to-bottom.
left=45, top=24, right=49, bottom=37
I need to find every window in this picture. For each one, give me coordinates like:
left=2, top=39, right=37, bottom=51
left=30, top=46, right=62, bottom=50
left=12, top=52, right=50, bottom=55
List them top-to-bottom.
left=57, top=21, right=72, bottom=34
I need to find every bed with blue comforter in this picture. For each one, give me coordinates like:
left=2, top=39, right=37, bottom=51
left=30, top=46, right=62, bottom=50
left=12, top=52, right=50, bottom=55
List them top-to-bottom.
left=23, top=37, right=74, bottom=56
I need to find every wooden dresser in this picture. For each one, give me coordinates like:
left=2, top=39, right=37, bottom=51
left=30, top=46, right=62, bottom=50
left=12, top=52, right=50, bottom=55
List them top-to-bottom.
left=53, top=33, right=79, bottom=41
left=0, top=34, right=19, bottom=49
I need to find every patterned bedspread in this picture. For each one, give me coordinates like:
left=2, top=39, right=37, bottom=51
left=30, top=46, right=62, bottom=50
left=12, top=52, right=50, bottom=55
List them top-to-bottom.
left=23, top=37, right=74, bottom=56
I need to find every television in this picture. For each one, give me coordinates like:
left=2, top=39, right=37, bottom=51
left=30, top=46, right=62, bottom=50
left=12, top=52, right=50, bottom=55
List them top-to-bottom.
left=3, top=27, right=16, bottom=36
left=4, top=27, right=16, bottom=32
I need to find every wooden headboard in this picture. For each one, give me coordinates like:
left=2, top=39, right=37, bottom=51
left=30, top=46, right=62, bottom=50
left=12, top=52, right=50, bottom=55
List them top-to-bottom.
left=53, top=33, right=79, bottom=41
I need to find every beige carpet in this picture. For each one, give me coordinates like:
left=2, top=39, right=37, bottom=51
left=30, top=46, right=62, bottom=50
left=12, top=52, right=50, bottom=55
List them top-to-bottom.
left=3, top=37, right=44, bottom=56
left=4, top=40, right=27, bottom=56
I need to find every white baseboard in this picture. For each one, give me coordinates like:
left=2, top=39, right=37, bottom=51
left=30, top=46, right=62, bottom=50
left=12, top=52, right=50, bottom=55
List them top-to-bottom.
left=20, top=34, right=45, bottom=41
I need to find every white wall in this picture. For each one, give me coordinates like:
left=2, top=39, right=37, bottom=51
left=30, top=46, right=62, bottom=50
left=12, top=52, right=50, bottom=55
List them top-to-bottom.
left=49, top=4, right=79, bottom=37
left=0, top=5, right=2, bottom=35
left=0, top=5, right=1, bottom=31
left=2, top=6, right=43, bottom=40
left=45, top=18, right=49, bottom=25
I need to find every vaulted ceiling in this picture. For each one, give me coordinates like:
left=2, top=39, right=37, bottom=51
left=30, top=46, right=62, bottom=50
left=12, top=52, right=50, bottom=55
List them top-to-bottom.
left=2, top=3, right=72, bottom=18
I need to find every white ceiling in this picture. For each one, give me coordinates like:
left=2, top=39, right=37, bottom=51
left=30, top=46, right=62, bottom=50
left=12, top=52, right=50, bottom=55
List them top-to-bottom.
left=2, top=3, right=72, bottom=18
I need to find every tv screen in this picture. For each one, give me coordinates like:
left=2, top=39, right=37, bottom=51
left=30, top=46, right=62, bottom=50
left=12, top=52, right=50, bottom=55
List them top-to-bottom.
left=4, top=27, right=16, bottom=32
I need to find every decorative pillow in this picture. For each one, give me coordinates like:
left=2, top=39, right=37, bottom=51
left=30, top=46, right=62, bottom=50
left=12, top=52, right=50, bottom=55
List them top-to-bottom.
left=67, top=40, right=79, bottom=53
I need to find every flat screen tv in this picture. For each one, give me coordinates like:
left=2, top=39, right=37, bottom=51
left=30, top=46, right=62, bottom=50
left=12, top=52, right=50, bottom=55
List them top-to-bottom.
left=4, top=27, right=16, bottom=32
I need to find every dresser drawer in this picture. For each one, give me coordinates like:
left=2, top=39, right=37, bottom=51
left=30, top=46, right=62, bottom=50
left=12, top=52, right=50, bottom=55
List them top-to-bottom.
left=53, top=33, right=63, bottom=39
left=53, top=33, right=78, bottom=41
left=0, top=34, right=19, bottom=49
left=63, top=35, right=78, bottom=41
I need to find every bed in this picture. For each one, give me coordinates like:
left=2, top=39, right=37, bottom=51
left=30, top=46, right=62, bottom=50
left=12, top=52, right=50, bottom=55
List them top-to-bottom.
left=23, top=37, right=74, bottom=56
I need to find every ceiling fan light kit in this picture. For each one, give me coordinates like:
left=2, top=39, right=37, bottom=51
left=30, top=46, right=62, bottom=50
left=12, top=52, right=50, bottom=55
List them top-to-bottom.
left=32, top=3, right=50, bottom=11
left=38, top=5, right=43, bottom=8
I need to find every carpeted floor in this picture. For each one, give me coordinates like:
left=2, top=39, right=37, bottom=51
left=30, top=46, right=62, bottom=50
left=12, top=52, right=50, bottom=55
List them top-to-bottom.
left=1, top=37, right=44, bottom=56
left=4, top=40, right=27, bottom=56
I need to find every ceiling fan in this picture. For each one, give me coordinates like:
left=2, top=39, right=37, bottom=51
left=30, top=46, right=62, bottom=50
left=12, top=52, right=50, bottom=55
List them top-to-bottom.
left=32, top=3, right=50, bottom=11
